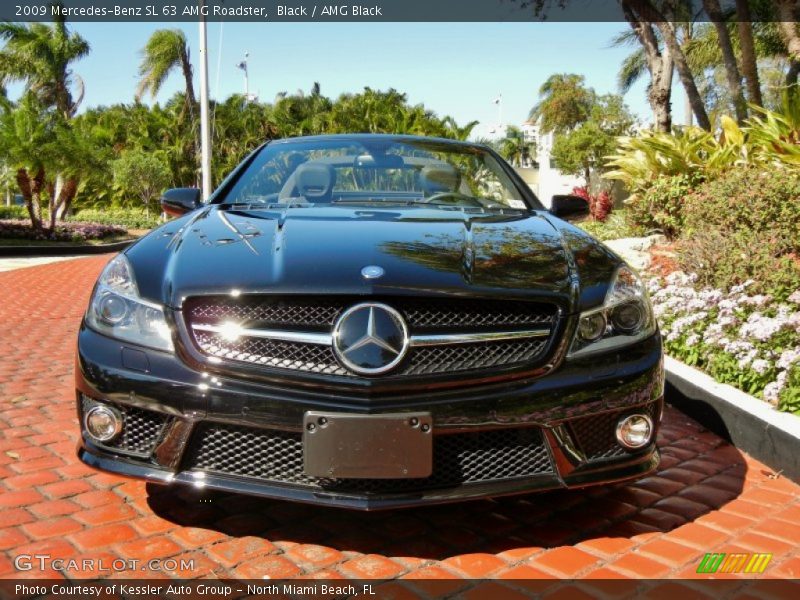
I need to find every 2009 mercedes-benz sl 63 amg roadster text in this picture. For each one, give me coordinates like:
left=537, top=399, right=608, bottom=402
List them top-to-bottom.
left=76, top=134, right=664, bottom=509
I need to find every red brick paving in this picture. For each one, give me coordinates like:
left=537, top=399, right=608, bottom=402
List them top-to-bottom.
left=0, top=256, right=799, bottom=582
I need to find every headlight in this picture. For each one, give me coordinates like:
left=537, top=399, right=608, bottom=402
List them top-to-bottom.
left=85, top=255, right=174, bottom=352
left=568, top=265, right=656, bottom=358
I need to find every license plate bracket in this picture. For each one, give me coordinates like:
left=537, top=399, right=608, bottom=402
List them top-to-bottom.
left=303, top=411, right=433, bottom=479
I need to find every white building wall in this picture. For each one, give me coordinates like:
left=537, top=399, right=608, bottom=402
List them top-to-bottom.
left=517, top=123, right=582, bottom=208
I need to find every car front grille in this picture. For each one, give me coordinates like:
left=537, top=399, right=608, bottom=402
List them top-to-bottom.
left=183, top=295, right=559, bottom=380
left=193, top=331, right=349, bottom=376
left=81, top=395, right=171, bottom=457
left=567, top=401, right=661, bottom=461
left=183, top=422, right=554, bottom=495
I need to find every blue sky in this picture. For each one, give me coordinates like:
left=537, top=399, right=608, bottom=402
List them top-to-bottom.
left=9, top=21, right=688, bottom=138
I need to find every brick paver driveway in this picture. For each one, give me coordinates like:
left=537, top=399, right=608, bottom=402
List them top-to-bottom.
left=1, top=256, right=799, bottom=583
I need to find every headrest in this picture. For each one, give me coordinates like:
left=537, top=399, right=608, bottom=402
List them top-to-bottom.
left=295, top=163, right=336, bottom=201
left=419, top=165, right=461, bottom=195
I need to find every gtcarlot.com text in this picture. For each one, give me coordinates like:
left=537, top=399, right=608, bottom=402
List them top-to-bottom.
left=13, top=553, right=195, bottom=573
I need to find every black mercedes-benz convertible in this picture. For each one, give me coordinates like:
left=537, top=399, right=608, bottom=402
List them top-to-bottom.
left=76, top=134, right=663, bottom=509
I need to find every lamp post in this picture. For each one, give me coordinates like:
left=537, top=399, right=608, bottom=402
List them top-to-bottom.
left=236, top=52, right=250, bottom=102
left=489, top=93, right=503, bottom=136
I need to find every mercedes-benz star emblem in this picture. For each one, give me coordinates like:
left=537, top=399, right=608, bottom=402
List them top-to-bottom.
left=332, top=303, right=409, bottom=375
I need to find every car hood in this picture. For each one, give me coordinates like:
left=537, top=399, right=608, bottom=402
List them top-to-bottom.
left=127, top=205, right=604, bottom=311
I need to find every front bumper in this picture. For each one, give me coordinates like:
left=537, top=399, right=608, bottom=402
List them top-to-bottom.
left=76, top=324, right=664, bottom=510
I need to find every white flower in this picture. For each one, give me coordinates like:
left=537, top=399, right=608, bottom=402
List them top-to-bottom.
left=665, top=271, right=692, bottom=287
left=730, top=280, right=755, bottom=294
left=787, top=290, right=800, bottom=304
left=741, top=294, right=772, bottom=307
left=738, top=312, right=786, bottom=342
left=685, top=334, right=700, bottom=347
left=737, top=349, right=758, bottom=368
left=777, top=349, right=800, bottom=370
left=751, top=359, right=770, bottom=375
left=763, top=370, right=789, bottom=405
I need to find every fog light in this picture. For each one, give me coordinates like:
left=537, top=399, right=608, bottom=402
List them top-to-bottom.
left=85, top=406, right=122, bottom=442
left=615, top=414, right=653, bottom=450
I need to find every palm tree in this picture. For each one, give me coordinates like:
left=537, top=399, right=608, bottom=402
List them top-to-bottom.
left=700, top=0, right=746, bottom=122
left=735, top=0, right=763, bottom=106
left=0, top=17, right=89, bottom=118
left=0, top=17, right=89, bottom=230
left=136, top=29, right=196, bottom=110
left=529, top=74, right=594, bottom=134
left=0, top=95, right=60, bottom=230
left=442, top=117, right=479, bottom=141
left=501, top=126, right=535, bottom=167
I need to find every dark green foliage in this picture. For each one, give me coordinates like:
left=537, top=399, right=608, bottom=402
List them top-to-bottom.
left=678, top=167, right=800, bottom=301
left=625, top=173, right=703, bottom=239
left=0, top=205, right=27, bottom=219
left=66, top=208, right=161, bottom=230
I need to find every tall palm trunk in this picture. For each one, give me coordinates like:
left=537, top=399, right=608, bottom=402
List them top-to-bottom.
left=621, top=0, right=674, bottom=132
left=704, top=0, right=747, bottom=122
left=736, top=0, right=763, bottom=107
left=777, top=1, right=800, bottom=57
left=777, top=1, right=800, bottom=90
left=654, top=19, right=712, bottom=130
left=681, top=23, right=693, bottom=126
left=181, top=52, right=196, bottom=106
left=16, top=167, right=44, bottom=231
left=48, top=174, right=62, bottom=231
left=57, top=178, right=79, bottom=221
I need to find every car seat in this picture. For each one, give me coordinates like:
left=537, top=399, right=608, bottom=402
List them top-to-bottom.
left=294, top=163, right=337, bottom=203
left=419, top=165, right=461, bottom=196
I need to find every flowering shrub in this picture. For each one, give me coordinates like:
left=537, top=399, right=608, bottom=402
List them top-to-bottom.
left=679, top=167, right=800, bottom=302
left=624, top=173, right=701, bottom=239
left=571, top=186, right=612, bottom=221
left=0, top=219, right=126, bottom=242
left=649, top=272, right=800, bottom=414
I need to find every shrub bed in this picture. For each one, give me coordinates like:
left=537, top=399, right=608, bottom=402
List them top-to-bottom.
left=678, top=167, right=800, bottom=302
left=624, top=173, right=701, bottom=239
left=0, top=205, right=28, bottom=220
left=67, top=208, right=160, bottom=230
left=577, top=209, right=642, bottom=241
left=0, top=219, right=126, bottom=242
left=649, top=271, right=800, bottom=415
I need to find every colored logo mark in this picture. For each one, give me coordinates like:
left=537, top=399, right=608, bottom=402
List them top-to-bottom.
left=696, top=552, right=772, bottom=574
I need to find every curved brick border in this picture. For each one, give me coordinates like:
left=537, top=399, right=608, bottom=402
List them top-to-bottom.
left=1, top=256, right=799, bottom=582
left=665, top=356, right=800, bottom=483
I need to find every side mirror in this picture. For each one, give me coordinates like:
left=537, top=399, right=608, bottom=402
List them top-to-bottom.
left=161, top=187, right=202, bottom=217
left=549, top=194, right=590, bottom=220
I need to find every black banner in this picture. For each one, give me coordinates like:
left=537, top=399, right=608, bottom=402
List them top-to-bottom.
left=1, top=0, right=795, bottom=23
left=1, top=579, right=800, bottom=599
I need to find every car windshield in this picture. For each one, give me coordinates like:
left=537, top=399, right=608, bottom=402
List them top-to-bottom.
left=220, top=138, right=535, bottom=210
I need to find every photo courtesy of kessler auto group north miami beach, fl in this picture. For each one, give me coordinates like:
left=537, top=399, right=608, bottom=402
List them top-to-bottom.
left=0, top=1, right=799, bottom=599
